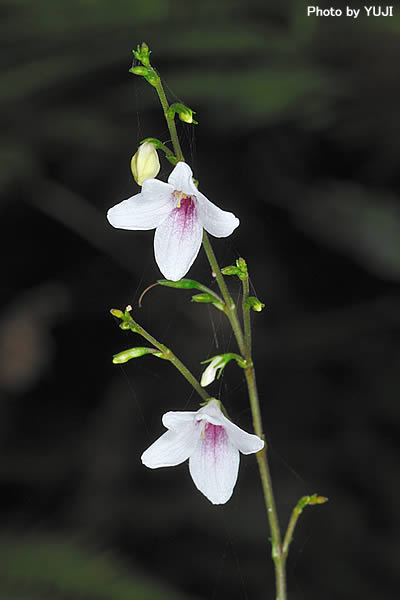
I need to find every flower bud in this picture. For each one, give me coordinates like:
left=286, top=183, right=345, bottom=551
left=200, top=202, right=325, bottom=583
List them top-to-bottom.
left=130, top=66, right=149, bottom=76
left=167, top=103, right=198, bottom=125
left=178, top=108, right=196, bottom=124
left=131, top=142, right=160, bottom=186
left=246, top=296, right=265, bottom=312
left=112, top=347, right=158, bottom=364
left=201, top=356, right=225, bottom=387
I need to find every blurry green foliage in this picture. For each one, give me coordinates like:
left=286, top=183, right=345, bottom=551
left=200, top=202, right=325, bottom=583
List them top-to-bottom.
left=0, top=537, right=187, bottom=599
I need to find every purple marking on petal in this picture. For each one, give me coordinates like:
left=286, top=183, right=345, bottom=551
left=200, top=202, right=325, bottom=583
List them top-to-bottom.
left=173, top=195, right=196, bottom=234
left=201, top=423, right=228, bottom=463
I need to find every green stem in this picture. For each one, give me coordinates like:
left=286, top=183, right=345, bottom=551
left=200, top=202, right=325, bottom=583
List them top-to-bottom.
left=151, top=72, right=184, bottom=162
left=202, top=232, right=245, bottom=355
left=242, top=271, right=252, bottom=351
left=240, top=273, right=285, bottom=599
left=241, top=273, right=286, bottom=599
left=125, top=312, right=209, bottom=402
left=244, top=367, right=286, bottom=600
left=282, top=507, right=300, bottom=561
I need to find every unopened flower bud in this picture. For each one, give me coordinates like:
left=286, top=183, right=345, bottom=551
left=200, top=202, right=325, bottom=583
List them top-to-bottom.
left=130, top=66, right=149, bottom=76
left=167, top=103, right=198, bottom=124
left=178, top=108, right=196, bottom=124
left=131, top=142, right=160, bottom=186
left=246, top=296, right=265, bottom=312
left=112, top=346, right=158, bottom=364
left=201, top=356, right=225, bottom=387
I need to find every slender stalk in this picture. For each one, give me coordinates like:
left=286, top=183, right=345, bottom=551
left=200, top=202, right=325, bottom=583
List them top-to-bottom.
left=151, top=72, right=184, bottom=162
left=202, top=232, right=246, bottom=355
left=242, top=271, right=252, bottom=351
left=241, top=274, right=286, bottom=600
left=124, top=312, right=209, bottom=402
left=244, top=367, right=286, bottom=600
left=282, top=507, right=300, bottom=560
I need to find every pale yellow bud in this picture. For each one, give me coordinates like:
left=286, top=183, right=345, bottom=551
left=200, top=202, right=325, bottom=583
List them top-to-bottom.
left=130, top=142, right=160, bottom=186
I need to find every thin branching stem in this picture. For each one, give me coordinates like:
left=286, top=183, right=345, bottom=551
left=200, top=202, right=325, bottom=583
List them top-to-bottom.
left=123, top=312, right=209, bottom=402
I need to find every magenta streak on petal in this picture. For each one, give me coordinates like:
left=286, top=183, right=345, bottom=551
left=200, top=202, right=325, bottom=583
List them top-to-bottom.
left=170, top=195, right=197, bottom=244
left=201, top=422, right=228, bottom=464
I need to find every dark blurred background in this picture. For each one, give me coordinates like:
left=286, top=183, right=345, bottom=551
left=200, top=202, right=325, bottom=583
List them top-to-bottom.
left=1, top=0, right=400, bottom=598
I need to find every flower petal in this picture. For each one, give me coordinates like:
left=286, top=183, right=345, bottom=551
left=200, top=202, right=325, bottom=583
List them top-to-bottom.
left=167, top=162, right=196, bottom=196
left=107, top=179, right=173, bottom=230
left=195, top=190, right=240, bottom=238
left=154, top=198, right=203, bottom=280
left=196, top=399, right=264, bottom=455
left=162, top=411, right=197, bottom=431
left=218, top=417, right=264, bottom=455
left=141, top=423, right=198, bottom=468
left=189, top=423, right=240, bottom=504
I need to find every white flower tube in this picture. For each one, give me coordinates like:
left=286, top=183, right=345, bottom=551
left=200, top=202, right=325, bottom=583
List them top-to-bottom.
left=141, top=399, right=264, bottom=504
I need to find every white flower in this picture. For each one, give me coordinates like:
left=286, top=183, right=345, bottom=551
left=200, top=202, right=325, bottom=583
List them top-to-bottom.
left=130, top=142, right=160, bottom=186
left=107, top=162, right=239, bottom=281
left=200, top=356, right=226, bottom=387
left=141, top=399, right=264, bottom=505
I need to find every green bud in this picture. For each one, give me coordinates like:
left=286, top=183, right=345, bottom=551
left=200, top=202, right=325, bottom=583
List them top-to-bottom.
left=132, top=42, right=152, bottom=67
left=139, top=42, right=151, bottom=66
left=130, top=66, right=149, bottom=76
left=167, top=103, right=198, bottom=125
left=236, top=257, right=247, bottom=272
left=221, top=258, right=248, bottom=280
left=221, top=265, right=240, bottom=276
left=158, top=278, right=200, bottom=290
left=191, top=293, right=215, bottom=303
left=191, top=294, right=225, bottom=312
left=246, top=296, right=265, bottom=312
left=110, top=308, right=124, bottom=319
left=112, top=347, right=158, bottom=364
left=295, top=494, right=328, bottom=515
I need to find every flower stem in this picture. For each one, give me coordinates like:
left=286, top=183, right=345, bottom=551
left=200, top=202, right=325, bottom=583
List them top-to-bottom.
left=151, top=72, right=184, bottom=162
left=202, top=231, right=245, bottom=355
left=202, top=239, right=287, bottom=599
left=242, top=270, right=252, bottom=351
left=241, top=272, right=286, bottom=600
left=123, top=312, right=209, bottom=402
left=282, top=507, right=300, bottom=561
